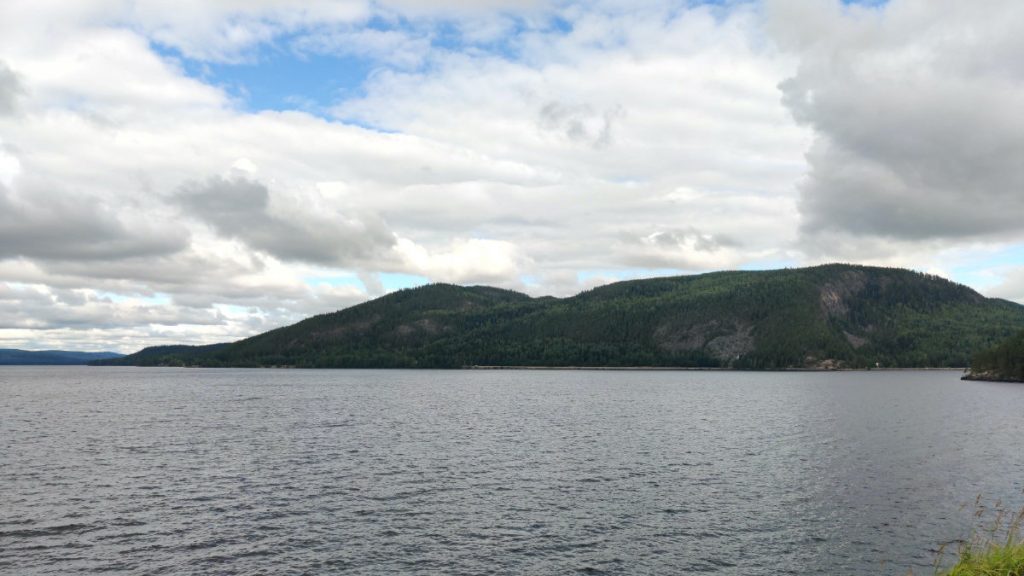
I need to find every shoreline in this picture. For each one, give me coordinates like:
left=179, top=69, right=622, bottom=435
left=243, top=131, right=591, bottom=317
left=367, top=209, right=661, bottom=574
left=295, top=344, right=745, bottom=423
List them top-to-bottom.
left=81, top=364, right=969, bottom=372
left=464, top=365, right=967, bottom=372
left=961, top=372, right=1024, bottom=383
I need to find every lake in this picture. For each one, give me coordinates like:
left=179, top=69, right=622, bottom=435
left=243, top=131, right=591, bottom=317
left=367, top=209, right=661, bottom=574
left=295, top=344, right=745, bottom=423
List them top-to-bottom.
left=2, top=367, right=1023, bottom=575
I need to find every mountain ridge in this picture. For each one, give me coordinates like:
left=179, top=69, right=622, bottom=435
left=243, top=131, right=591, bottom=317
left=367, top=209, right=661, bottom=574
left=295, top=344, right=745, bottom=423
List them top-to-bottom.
left=94, top=264, right=1024, bottom=369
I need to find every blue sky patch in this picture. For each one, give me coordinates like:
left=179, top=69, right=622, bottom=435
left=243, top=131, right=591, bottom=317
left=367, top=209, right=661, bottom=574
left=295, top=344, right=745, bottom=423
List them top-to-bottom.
left=149, top=7, right=586, bottom=118
left=157, top=42, right=375, bottom=115
left=947, top=245, right=1024, bottom=291
left=578, top=268, right=684, bottom=284
left=380, top=273, right=429, bottom=291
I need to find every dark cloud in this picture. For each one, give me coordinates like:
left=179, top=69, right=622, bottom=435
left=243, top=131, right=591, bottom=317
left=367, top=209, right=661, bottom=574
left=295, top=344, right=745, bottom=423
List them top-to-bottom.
left=772, top=0, right=1024, bottom=244
left=0, top=61, right=22, bottom=115
left=796, top=138, right=1024, bottom=241
left=177, top=176, right=398, bottom=266
left=0, top=180, right=188, bottom=261
left=39, top=251, right=264, bottom=292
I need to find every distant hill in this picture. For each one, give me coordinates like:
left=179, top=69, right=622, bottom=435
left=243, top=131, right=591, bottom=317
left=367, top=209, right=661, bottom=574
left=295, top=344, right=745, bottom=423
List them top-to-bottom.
left=96, top=264, right=1024, bottom=370
left=963, top=330, right=1024, bottom=382
left=90, top=344, right=228, bottom=367
left=0, top=349, right=124, bottom=365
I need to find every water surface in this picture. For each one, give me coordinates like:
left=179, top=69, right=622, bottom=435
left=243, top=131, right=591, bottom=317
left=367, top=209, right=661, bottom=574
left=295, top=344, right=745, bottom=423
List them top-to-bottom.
left=2, top=367, right=1023, bottom=575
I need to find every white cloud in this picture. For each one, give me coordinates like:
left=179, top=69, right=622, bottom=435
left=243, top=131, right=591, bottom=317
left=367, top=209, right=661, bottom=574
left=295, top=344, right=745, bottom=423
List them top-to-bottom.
left=0, top=0, right=555, bottom=64
left=396, top=237, right=531, bottom=286
left=988, top=267, right=1024, bottom=304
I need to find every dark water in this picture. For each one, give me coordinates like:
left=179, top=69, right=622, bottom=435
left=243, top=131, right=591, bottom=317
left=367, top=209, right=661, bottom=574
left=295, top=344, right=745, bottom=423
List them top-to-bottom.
left=2, top=367, right=1024, bottom=575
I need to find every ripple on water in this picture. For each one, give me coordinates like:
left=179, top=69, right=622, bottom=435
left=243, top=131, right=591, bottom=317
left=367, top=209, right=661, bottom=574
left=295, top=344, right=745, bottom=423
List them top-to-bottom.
left=2, top=367, right=1024, bottom=575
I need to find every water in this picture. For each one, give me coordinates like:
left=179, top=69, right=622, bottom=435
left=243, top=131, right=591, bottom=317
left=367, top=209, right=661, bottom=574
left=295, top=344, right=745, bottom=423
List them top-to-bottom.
left=2, top=367, right=1023, bottom=575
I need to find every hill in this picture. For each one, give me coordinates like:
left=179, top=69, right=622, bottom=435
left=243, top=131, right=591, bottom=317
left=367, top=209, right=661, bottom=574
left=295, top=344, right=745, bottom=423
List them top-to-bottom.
left=96, top=264, right=1024, bottom=369
left=963, top=330, right=1024, bottom=382
left=89, top=344, right=228, bottom=367
left=0, top=349, right=124, bottom=365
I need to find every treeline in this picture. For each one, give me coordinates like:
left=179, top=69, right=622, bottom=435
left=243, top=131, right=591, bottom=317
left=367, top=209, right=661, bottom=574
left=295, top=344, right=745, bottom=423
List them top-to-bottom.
left=966, top=330, right=1024, bottom=382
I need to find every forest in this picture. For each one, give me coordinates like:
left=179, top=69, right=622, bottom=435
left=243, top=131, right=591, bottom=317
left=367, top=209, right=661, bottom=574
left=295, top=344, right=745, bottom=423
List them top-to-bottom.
left=94, top=264, right=1024, bottom=370
left=965, top=330, right=1024, bottom=382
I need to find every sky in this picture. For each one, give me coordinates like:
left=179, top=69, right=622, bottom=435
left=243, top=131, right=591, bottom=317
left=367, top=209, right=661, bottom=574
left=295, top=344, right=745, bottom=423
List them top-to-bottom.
left=1, top=0, right=1023, bottom=353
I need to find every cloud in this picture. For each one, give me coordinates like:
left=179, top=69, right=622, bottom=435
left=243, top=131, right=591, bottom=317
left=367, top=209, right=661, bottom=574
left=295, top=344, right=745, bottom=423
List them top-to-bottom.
left=0, top=0, right=554, bottom=65
left=11, top=0, right=1023, bottom=353
left=128, top=0, right=370, bottom=62
left=379, top=0, right=549, bottom=14
left=769, top=0, right=1024, bottom=247
left=0, top=1, right=812, bottom=352
left=332, top=2, right=807, bottom=275
left=336, top=9, right=808, bottom=229
left=291, top=27, right=433, bottom=69
left=24, top=29, right=227, bottom=121
left=0, top=61, right=24, bottom=116
left=538, top=101, right=623, bottom=149
left=0, top=142, right=19, bottom=189
left=176, top=175, right=399, bottom=267
left=0, top=179, right=188, bottom=262
left=612, top=227, right=742, bottom=269
left=396, top=237, right=531, bottom=286
left=988, top=267, right=1024, bottom=304
left=0, top=283, right=224, bottom=330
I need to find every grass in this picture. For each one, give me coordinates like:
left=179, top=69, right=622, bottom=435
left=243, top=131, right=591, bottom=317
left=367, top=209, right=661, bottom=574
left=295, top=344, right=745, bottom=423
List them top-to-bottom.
left=936, top=500, right=1024, bottom=576
left=942, top=544, right=1024, bottom=575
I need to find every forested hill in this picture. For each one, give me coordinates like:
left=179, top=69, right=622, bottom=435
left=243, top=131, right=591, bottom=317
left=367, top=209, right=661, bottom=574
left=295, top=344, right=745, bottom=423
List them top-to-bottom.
left=94, top=264, right=1024, bottom=370
left=963, top=330, right=1024, bottom=382
left=0, top=349, right=124, bottom=365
